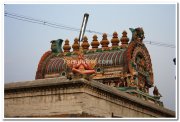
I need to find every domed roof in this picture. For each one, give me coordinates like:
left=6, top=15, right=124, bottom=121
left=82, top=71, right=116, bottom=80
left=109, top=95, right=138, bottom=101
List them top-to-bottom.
left=35, top=28, right=154, bottom=93
left=44, top=49, right=126, bottom=75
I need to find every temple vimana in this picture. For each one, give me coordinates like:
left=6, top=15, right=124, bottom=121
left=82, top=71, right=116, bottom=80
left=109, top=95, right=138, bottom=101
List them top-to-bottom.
left=5, top=28, right=175, bottom=118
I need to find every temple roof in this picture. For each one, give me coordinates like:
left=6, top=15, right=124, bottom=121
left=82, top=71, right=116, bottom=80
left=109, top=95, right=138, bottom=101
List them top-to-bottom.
left=36, top=28, right=154, bottom=96
left=45, top=49, right=126, bottom=75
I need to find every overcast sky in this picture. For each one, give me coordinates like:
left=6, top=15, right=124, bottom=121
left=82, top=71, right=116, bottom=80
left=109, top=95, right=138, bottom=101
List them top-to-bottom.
left=4, top=4, right=176, bottom=111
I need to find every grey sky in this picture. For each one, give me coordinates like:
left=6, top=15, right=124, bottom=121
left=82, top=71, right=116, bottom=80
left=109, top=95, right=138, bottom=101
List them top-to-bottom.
left=4, top=4, right=176, bottom=111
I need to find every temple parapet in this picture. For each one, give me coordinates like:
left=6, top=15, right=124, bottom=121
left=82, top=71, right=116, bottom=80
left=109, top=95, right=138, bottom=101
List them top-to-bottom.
left=5, top=78, right=175, bottom=117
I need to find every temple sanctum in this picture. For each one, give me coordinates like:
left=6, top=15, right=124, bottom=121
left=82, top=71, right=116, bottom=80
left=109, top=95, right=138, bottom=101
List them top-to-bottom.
left=4, top=28, right=175, bottom=118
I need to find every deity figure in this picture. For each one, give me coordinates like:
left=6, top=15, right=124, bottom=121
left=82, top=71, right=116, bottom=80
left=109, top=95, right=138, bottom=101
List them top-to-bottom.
left=64, top=52, right=97, bottom=75
left=72, top=53, right=96, bottom=74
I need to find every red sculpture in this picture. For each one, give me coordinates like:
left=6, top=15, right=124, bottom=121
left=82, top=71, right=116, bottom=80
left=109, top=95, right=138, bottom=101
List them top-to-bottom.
left=64, top=51, right=96, bottom=75
left=72, top=53, right=96, bottom=74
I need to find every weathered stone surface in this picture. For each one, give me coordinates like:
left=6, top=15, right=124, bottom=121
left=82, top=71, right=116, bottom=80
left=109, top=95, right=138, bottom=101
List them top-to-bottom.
left=4, top=78, right=175, bottom=118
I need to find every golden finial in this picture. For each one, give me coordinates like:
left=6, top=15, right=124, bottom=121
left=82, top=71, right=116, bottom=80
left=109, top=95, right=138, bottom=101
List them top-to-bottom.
left=120, top=31, right=129, bottom=48
left=111, top=32, right=119, bottom=48
left=100, top=33, right=109, bottom=48
left=91, top=35, right=99, bottom=49
left=81, top=36, right=90, bottom=51
left=72, top=38, right=79, bottom=52
left=63, top=39, right=71, bottom=52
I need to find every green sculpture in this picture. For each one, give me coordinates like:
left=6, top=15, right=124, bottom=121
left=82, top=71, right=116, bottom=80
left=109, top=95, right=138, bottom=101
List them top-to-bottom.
left=129, top=27, right=145, bottom=41
left=50, top=39, right=63, bottom=53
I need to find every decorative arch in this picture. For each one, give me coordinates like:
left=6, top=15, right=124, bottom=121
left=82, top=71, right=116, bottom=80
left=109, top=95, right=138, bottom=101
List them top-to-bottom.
left=126, top=40, right=154, bottom=89
left=35, top=51, right=54, bottom=79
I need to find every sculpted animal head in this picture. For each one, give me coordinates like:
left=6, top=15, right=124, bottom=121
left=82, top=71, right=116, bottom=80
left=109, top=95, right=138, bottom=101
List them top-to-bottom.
left=129, top=27, right=145, bottom=42
left=51, top=39, right=63, bottom=53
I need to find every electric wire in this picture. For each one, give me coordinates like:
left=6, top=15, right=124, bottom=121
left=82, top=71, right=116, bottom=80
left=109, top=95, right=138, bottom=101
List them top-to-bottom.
left=4, top=11, right=175, bottom=48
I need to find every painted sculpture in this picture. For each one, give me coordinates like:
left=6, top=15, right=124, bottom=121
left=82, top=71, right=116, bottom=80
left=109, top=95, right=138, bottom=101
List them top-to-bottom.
left=36, top=27, right=163, bottom=106
left=129, top=27, right=145, bottom=42
left=51, top=39, right=63, bottom=53
left=64, top=49, right=97, bottom=76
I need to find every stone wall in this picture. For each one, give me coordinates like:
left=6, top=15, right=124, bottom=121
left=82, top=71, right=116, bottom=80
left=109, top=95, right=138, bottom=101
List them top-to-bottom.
left=4, top=77, right=175, bottom=118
